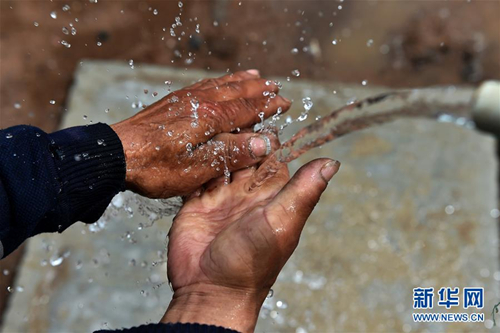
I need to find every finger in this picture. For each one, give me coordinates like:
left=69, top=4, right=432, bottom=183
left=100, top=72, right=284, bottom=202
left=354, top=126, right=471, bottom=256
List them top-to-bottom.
left=185, top=70, right=260, bottom=90
left=205, top=79, right=280, bottom=102
left=191, top=95, right=290, bottom=144
left=199, top=95, right=291, bottom=140
left=191, top=132, right=280, bottom=184
left=242, top=152, right=291, bottom=196
left=265, top=158, right=340, bottom=239
left=231, top=167, right=255, bottom=182
left=205, top=175, right=228, bottom=192
left=182, top=187, right=203, bottom=203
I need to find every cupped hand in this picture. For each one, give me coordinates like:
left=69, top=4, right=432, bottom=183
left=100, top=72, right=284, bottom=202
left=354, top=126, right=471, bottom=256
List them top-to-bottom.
left=111, top=70, right=291, bottom=198
left=162, top=156, right=341, bottom=332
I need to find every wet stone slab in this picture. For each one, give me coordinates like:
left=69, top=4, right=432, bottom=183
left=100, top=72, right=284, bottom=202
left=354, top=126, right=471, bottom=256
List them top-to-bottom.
left=3, top=61, right=499, bottom=332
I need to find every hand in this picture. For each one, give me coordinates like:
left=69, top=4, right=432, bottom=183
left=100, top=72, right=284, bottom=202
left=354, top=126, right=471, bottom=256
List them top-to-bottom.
left=111, top=70, right=291, bottom=198
left=162, top=156, right=341, bottom=332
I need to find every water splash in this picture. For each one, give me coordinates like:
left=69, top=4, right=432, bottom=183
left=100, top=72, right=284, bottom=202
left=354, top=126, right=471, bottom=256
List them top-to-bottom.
left=248, top=86, right=476, bottom=190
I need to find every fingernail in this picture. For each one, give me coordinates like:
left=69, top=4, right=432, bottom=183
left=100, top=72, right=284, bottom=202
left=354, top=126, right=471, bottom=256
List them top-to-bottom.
left=246, top=69, right=260, bottom=76
left=249, top=135, right=272, bottom=158
left=320, top=160, right=341, bottom=182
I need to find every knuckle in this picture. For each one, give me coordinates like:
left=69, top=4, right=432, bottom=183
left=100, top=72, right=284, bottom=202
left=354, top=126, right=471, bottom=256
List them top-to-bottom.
left=205, top=78, right=218, bottom=87
left=226, top=82, right=243, bottom=94
left=236, top=97, right=257, bottom=113
left=218, top=101, right=239, bottom=124
left=200, top=102, right=221, bottom=130
left=205, top=115, right=220, bottom=134
left=224, top=139, right=234, bottom=157
left=225, top=140, right=242, bottom=169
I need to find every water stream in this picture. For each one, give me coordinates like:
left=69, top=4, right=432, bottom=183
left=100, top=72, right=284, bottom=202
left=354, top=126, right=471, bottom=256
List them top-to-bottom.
left=249, top=86, right=476, bottom=190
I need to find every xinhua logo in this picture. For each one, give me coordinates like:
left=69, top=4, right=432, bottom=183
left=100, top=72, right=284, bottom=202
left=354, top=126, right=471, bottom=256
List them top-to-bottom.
left=412, top=287, right=485, bottom=323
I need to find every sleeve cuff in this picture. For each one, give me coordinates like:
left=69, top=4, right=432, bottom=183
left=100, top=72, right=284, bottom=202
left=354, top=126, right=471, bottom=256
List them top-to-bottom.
left=48, top=123, right=126, bottom=231
left=94, top=322, right=240, bottom=333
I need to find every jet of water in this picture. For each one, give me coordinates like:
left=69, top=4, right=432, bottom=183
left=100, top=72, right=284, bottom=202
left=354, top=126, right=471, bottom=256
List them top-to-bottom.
left=248, top=86, right=476, bottom=190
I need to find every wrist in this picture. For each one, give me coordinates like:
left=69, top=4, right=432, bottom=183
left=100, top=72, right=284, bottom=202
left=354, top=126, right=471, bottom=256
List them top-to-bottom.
left=110, top=121, right=135, bottom=191
left=161, top=284, right=268, bottom=333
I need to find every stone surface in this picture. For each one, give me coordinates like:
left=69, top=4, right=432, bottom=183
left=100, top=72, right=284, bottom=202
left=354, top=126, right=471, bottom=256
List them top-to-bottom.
left=2, top=61, right=498, bottom=332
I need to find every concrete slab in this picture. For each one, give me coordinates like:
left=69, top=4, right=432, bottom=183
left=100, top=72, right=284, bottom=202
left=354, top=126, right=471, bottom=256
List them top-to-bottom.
left=3, top=61, right=498, bottom=332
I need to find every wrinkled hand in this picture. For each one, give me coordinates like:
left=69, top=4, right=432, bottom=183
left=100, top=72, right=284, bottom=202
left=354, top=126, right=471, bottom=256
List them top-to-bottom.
left=111, top=70, right=290, bottom=198
left=162, top=156, right=341, bottom=332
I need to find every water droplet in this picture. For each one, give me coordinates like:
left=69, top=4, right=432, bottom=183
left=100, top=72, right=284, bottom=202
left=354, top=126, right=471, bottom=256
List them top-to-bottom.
left=178, top=1, right=183, bottom=8
left=62, top=4, right=71, bottom=11
left=153, top=9, right=158, bottom=15
left=50, top=11, right=57, bottom=19
left=34, top=22, right=39, bottom=27
left=331, top=39, right=338, bottom=45
left=366, top=39, right=374, bottom=47
left=61, top=40, right=71, bottom=48
left=97, top=41, right=102, bottom=47
left=291, top=48, right=299, bottom=54
left=291, top=69, right=300, bottom=77
left=361, top=80, right=368, bottom=86
left=302, top=97, right=313, bottom=111
left=49, top=100, right=56, bottom=105
left=13, top=102, right=21, bottom=109
left=105, top=108, right=109, bottom=113
left=5, top=133, right=13, bottom=139
left=97, top=139, right=104, bottom=145
left=155, top=146, right=160, bottom=151
left=445, top=205, right=455, bottom=215
left=491, top=209, right=499, bottom=218
left=50, top=255, right=64, bottom=266
left=3, top=269, right=9, bottom=276
left=293, top=270, right=304, bottom=283
left=267, top=289, right=274, bottom=298
left=276, top=300, right=288, bottom=309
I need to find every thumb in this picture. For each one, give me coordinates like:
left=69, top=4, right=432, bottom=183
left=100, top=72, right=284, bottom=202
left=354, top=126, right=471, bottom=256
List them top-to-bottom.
left=264, top=158, right=340, bottom=248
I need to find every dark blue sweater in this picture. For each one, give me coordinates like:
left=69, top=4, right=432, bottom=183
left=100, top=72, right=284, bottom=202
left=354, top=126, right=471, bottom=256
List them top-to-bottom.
left=0, top=123, right=237, bottom=333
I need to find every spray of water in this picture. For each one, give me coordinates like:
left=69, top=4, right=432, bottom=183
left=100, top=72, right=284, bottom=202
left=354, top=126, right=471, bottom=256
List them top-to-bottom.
left=248, top=86, right=476, bottom=190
